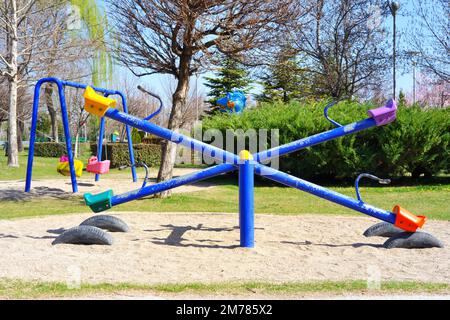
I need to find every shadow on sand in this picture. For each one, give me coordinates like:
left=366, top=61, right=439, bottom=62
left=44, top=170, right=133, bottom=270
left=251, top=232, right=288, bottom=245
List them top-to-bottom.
left=145, top=224, right=248, bottom=249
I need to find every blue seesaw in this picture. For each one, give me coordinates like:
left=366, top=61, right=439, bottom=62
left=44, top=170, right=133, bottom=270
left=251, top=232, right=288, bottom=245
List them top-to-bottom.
left=26, top=78, right=443, bottom=249
left=79, top=84, right=439, bottom=249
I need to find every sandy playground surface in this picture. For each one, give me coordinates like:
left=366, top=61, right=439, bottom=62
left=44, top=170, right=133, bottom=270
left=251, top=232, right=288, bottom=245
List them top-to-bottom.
left=0, top=212, right=449, bottom=286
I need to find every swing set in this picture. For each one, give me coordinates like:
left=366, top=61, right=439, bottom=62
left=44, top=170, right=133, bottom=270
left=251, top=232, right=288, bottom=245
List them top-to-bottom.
left=25, top=78, right=138, bottom=193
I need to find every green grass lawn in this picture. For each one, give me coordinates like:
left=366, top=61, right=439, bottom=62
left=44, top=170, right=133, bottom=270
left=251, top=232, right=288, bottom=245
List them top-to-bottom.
left=0, top=147, right=96, bottom=180
left=0, top=151, right=207, bottom=181
left=0, top=152, right=65, bottom=180
left=1, top=152, right=450, bottom=221
left=1, top=181, right=449, bottom=220
left=0, top=279, right=448, bottom=299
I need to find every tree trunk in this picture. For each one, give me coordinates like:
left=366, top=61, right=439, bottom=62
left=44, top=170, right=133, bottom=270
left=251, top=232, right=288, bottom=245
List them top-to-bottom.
left=7, top=0, right=19, bottom=167
left=156, top=53, right=191, bottom=198
left=45, top=85, right=59, bottom=142
left=17, top=118, right=23, bottom=152
left=5, top=126, right=9, bottom=156
left=74, top=131, right=79, bottom=158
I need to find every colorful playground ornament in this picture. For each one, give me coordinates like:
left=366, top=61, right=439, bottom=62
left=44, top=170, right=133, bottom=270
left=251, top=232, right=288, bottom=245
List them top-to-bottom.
left=78, top=85, right=443, bottom=249
left=217, top=91, right=247, bottom=114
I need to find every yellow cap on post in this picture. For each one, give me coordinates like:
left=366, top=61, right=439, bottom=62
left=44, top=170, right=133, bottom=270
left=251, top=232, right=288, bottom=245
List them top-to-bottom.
left=84, top=86, right=116, bottom=117
left=239, top=150, right=253, bottom=161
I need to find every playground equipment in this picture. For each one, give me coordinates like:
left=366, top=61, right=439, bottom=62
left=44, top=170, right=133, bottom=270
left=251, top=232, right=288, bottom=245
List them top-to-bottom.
left=25, top=78, right=138, bottom=193
left=80, top=87, right=442, bottom=249
left=217, top=91, right=247, bottom=114
left=57, top=155, right=84, bottom=178
left=86, top=156, right=110, bottom=175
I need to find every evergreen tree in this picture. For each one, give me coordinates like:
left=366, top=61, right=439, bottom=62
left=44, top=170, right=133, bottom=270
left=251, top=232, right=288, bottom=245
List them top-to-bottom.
left=257, top=47, right=309, bottom=103
left=204, top=56, right=251, bottom=113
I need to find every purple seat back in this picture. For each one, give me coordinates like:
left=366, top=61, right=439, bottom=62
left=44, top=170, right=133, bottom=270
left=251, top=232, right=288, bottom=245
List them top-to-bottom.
left=367, top=99, right=397, bottom=126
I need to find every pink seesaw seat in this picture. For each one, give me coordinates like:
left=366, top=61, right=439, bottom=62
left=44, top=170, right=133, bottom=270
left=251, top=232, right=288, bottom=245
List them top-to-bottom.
left=86, top=156, right=110, bottom=175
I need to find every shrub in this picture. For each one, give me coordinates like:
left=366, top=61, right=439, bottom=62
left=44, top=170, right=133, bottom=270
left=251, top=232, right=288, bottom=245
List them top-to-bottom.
left=202, top=100, right=450, bottom=180
left=131, top=128, right=145, bottom=144
left=34, top=142, right=68, bottom=157
left=90, top=143, right=161, bottom=168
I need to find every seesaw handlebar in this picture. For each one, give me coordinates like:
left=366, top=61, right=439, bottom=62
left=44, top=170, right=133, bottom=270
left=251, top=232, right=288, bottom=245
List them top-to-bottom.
left=137, top=85, right=163, bottom=121
left=323, top=97, right=351, bottom=128
left=119, top=162, right=150, bottom=189
left=355, top=173, right=391, bottom=202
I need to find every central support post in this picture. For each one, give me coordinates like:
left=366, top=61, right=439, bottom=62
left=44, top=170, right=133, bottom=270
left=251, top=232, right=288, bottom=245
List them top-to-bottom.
left=239, top=150, right=255, bottom=248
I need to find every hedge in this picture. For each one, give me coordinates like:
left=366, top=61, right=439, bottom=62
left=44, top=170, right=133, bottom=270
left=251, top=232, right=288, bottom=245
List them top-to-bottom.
left=202, top=101, right=450, bottom=180
left=34, top=142, right=68, bottom=157
left=90, top=143, right=161, bottom=168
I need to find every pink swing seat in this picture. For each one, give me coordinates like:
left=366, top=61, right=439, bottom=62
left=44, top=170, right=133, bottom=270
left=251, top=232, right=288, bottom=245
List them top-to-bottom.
left=86, top=156, right=110, bottom=175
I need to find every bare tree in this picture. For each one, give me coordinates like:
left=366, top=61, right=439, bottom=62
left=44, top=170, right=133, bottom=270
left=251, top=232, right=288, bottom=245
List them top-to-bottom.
left=0, top=0, right=69, bottom=166
left=108, top=0, right=299, bottom=196
left=291, top=0, right=390, bottom=98
left=409, top=0, right=449, bottom=83
left=33, top=1, right=110, bottom=144
left=159, top=75, right=207, bottom=129
left=113, top=76, right=163, bottom=141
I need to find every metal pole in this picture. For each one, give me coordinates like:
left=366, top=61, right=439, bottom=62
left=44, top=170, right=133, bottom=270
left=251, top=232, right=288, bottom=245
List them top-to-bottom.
left=389, top=1, right=400, bottom=100
left=393, top=11, right=396, bottom=100
left=413, top=61, right=416, bottom=105
left=25, top=80, right=43, bottom=192
left=58, top=83, right=78, bottom=193
left=117, top=91, right=137, bottom=182
left=104, top=108, right=240, bottom=165
left=95, top=117, right=106, bottom=182
left=255, top=118, right=377, bottom=163
left=239, top=152, right=255, bottom=248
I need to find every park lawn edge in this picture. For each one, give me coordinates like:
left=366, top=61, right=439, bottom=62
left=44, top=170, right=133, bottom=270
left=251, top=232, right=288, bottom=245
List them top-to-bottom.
left=1, top=209, right=449, bottom=222
left=0, top=279, right=449, bottom=299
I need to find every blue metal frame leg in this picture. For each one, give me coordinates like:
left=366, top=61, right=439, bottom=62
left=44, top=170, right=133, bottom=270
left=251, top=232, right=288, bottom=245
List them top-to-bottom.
left=26, top=78, right=78, bottom=193
left=119, top=91, right=138, bottom=183
left=95, top=116, right=106, bottom=182
left=239, top=157, right=255, bottom=248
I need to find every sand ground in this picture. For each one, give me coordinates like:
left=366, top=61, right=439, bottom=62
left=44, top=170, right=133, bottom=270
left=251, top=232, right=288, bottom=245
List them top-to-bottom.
left=0, top=212, right=448, bottom=286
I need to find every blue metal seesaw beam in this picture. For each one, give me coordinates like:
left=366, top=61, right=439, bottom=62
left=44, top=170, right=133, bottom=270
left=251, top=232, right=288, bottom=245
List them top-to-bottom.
left=83, top=102, right=402, bottom=248
left=96, top=108, right=385, bottom=214
left=104, top=108, right=241, bottom=165
left=254, top=118, right=377, bottom=163
left=111, top=163, right=236, bottom=206
left=254, top=163, right=396, bottom=224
